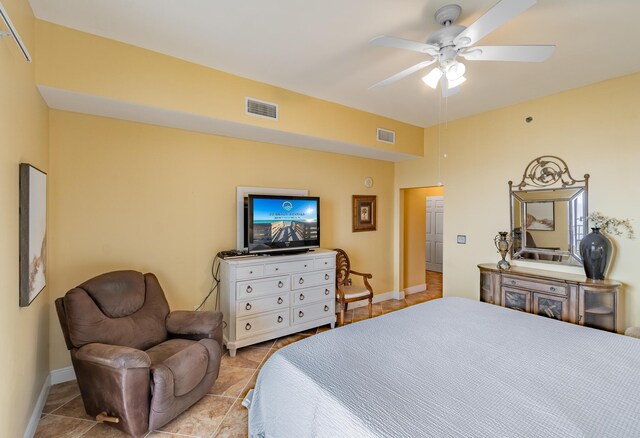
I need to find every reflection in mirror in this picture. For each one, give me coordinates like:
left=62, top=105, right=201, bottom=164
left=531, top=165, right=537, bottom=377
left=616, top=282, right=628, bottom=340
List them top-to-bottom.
left=509, top=157, right=589, bottom=266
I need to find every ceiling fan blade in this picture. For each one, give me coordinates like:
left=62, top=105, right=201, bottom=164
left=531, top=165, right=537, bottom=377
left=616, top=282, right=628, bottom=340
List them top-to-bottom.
left=454, top=0, right=537, bottom=47
left=370, top=35, right=439, bottom=56
left=461, top=45, right=555, bottom=62
left=369, top=59, right=437, bottom=89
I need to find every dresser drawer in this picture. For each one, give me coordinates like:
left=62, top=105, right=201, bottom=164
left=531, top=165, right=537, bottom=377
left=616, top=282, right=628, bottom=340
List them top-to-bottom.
left=314, top=257, right=335, bottom=270
left=264, top=259, right=315, bottom=275
left=236, top=264, right=264, bottom=280
left=292, top=270, right=334, bottom=290
left=237, top=275, right=290, bottom=299
left=502, top=275, right=567, bottom=296
left=292, top=286, right=334, bottom=305
left=236, top=293, right=289, bottom=318
left=293, top=300, right=334, bottom=325
left=236, top=310, right=289, bottom=340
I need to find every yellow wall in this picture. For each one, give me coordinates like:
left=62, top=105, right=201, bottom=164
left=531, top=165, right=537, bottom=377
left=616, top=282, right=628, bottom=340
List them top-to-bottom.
left=0, top=0, right=50, bottom=435
left=35, top=20, right=423, bottom=157
left=396, top=72, right=640, bottom=329
left=48, top=110, right=395, bottom=370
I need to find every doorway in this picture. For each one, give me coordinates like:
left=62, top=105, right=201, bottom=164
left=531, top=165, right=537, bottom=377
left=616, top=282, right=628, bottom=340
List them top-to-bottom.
left=401, top=186, right=444, bottom=300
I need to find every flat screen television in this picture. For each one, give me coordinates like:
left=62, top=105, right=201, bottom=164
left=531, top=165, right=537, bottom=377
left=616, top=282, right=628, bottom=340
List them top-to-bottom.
left=247, top=194, right=320, bottom=254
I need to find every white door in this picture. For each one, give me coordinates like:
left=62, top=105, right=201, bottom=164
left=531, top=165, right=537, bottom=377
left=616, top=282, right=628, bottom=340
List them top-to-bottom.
left=426, top=196, right=444, bottom=272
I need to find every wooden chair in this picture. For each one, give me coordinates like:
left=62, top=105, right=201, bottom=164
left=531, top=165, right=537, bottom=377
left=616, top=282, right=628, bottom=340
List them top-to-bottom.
left=334, top=248, right=373, bottom=326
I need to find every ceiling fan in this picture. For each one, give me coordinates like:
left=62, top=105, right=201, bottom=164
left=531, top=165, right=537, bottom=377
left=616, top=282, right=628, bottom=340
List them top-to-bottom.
left=369, top=0, right=555, bottom=94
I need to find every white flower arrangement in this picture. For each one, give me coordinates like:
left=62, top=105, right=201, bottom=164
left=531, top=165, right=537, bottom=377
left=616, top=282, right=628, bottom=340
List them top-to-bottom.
left=587, top=212, right=634, bottom=239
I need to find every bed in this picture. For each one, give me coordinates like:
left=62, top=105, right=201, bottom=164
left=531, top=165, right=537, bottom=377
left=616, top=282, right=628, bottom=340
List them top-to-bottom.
left=245, top=297, right=640, bottom=437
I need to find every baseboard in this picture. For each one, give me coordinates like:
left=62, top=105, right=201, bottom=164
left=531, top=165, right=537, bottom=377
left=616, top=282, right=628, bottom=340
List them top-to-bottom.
left=403, top=283, right=426, bottom=295
left=348, top=290, right=404, bottom=309
left=50, top=366, right=76, bottom=385
left=23, top=374, right=51, bottom=438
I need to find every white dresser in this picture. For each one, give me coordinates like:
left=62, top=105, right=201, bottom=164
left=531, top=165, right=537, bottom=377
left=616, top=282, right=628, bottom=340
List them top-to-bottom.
left=219, top=249, right=336, bottom=356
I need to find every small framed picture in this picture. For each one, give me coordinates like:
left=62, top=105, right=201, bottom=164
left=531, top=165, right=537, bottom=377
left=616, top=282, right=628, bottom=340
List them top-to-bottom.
left=19, top=163, right=47, bottom=307
left=352, top=195, right=377, bottom=232
left=526, top=201, right=555, bottom=231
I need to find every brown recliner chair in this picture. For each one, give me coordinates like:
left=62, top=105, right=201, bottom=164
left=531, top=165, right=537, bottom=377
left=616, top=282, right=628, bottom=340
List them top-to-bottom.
left=55, top=270, right=223, bottom=437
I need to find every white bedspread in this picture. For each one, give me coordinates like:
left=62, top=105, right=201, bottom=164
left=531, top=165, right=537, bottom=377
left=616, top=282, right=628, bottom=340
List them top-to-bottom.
left=247, top=297, right=640, bottom=437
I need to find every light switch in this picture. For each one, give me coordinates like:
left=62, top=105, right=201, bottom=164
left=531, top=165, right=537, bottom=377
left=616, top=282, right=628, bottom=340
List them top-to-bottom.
left=457, top=235, right=466, bottom=244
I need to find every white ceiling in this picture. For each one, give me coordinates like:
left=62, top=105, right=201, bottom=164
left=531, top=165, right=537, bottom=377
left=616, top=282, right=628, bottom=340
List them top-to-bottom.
left=29, top=0, right=640, bottom=128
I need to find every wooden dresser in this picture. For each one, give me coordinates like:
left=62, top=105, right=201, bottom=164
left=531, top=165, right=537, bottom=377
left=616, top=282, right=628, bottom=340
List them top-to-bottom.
left=220, top=249, right=336, bottom=356
left=478, top=264, right=621, bottom=333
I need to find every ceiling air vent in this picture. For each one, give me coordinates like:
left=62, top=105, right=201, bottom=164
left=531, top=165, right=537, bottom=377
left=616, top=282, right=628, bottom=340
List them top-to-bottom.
left=246, top=97, right=278, bottom=120
left=377, top=128, right=395, bottom=144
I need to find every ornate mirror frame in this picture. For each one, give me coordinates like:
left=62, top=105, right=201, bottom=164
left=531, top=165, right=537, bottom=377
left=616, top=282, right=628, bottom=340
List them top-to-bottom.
left=509, top=156, right=589, bottom=266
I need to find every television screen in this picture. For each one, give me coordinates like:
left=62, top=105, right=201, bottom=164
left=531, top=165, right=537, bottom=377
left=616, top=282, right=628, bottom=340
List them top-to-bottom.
left=248, top=195, right=320, bottom=254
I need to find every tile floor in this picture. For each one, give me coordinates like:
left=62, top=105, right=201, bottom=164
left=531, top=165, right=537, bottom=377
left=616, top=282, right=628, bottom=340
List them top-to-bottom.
left=35, top=272, right=443, bottom=438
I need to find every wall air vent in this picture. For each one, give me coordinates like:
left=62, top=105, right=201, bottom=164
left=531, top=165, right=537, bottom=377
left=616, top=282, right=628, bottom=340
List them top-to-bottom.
left=245, top=97, right=279, bottom=120
left=377, top=128, right=395, bottom=144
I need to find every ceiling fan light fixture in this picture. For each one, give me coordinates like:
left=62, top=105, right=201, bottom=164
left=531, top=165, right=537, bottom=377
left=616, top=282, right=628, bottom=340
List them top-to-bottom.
left=445, top=62, right=466, bottom=81
left=422, top=68, right=443, bottom=89
left=447, top=75, right=466, bottom=89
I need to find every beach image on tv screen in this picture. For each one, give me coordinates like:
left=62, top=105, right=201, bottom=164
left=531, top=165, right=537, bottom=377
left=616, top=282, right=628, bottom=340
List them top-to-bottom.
left=252, top=198, right=318, bottom=245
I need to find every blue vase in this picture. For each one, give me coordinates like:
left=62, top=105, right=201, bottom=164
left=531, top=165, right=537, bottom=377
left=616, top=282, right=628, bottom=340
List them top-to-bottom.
left=579, top=228, right=611, bottom=280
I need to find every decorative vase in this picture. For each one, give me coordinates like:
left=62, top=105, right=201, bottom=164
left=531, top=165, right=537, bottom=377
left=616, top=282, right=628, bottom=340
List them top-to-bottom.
left=579, top=228, right=611, bottom=280
left=494, top=231, right=512, bottom=271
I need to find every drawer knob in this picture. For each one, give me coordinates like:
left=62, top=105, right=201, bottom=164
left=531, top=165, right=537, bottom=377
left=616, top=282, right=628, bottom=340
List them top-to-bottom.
left=304, top=264, right=308, bottom=267
left=275, top=267, right=279, bottom=271
left=249, top=271, right=253, bottom=274
left=325, top=274, right=330, bottom=280
left=299, top=278, right=305, bottom=285
left=510, top=280, right=516, bottom=285
left=278, top=281, right=284, bottom=288
left=246, top=286, right=253, bottom=293
left=550, top=287, right=556, bottom=292
left=325, top=289, right=330, bottom=295
left=300, top=294, right=305, bottom=301
left=277, top=297, right=283, bottom=304
left=245, top=303, right=252, bottom=311
left=324, top=305, right=329, bottom=312
left=299, top=311, right=304, bottom=318
left=277, top=316, right=283, bottom=323
left=245, top=323, right=251, bottom=331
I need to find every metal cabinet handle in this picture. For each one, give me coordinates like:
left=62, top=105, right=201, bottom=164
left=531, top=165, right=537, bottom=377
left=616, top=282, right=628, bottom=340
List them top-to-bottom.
left=325, top=274, right=330, bottom=280
left=299, top=278, right=304, bottom=285
left=278, top=281, right=284, bottom=288
left=246, top=285, right=253, bottom=293
left=550, top=286, right=556, bottom=292
left=325, top=289, right=330, bottom=295
left=299, top=294, right=305, bottom=301
left=277, top=297, right=283, bottom=304
left=245, top=303, right=252, bottom=310
left=324, top=305, right=329, bottom=312
left=299, top=311, right=304, bottom=318
left=277, top=316, right=283, bottom=323
left=245, top=323, right=251, bottom=331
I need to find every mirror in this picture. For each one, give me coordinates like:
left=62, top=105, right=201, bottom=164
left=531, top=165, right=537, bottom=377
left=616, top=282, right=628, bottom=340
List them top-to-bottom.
left=509, top=156, right=589, bottom=266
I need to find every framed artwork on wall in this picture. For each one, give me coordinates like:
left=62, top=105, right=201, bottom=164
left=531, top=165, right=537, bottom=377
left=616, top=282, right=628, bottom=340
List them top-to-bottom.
left=19, top=163, right=47, bottom=307
left=352, top=195, right=377, bottom=232
left=526, top=201, right=555, bottom=231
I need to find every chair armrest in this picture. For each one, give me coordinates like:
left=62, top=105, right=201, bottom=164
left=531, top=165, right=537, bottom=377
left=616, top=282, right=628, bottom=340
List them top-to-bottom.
left=350, top=270, right=372, bottom=279
left=166, top=311, right=223, bottom=342
left=75, top=343, right=150, bottom=370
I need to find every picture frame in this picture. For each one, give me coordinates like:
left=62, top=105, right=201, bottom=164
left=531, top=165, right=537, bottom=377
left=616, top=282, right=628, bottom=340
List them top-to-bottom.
left=19, top=163, right=47, bottom=307
left=352, top=195, right=377, bottom=232
left=526, top=201, right=555, bottom=231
